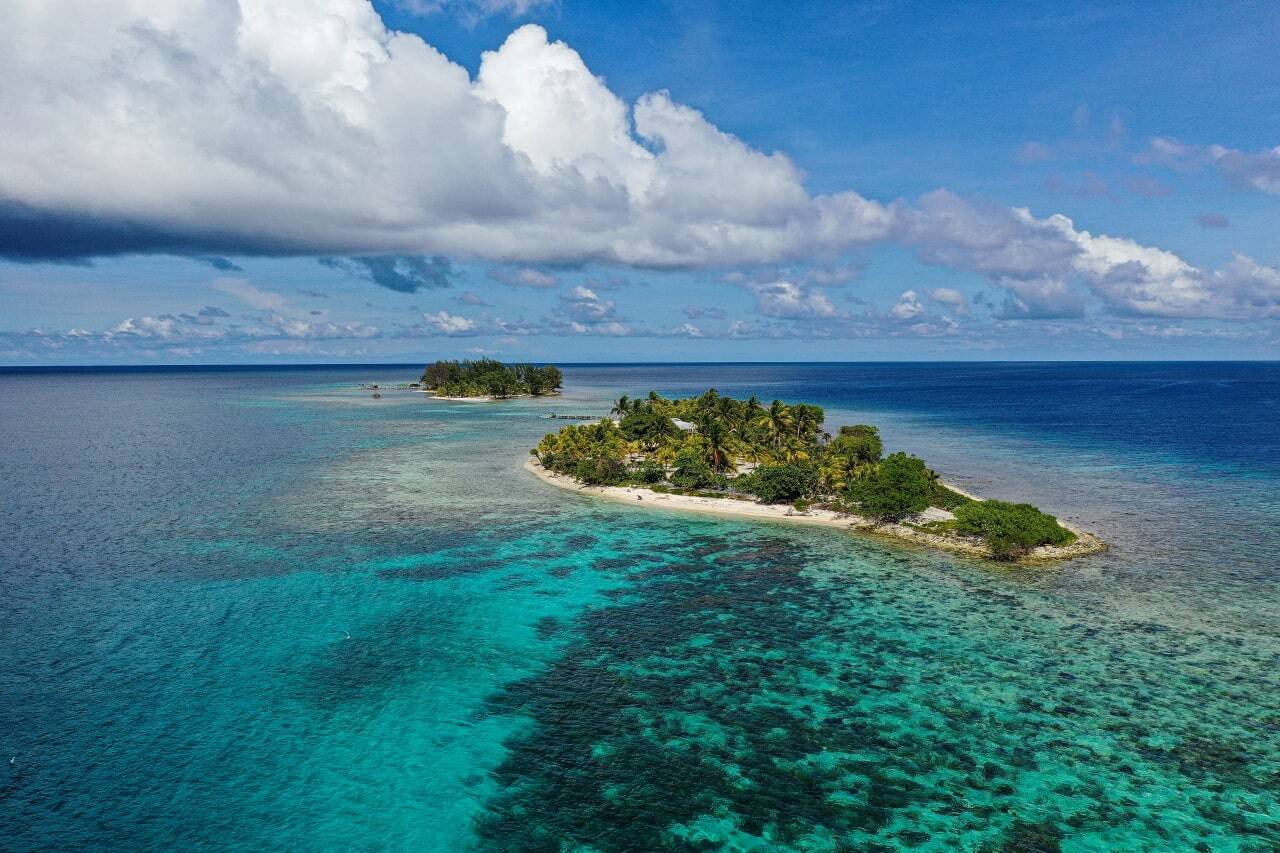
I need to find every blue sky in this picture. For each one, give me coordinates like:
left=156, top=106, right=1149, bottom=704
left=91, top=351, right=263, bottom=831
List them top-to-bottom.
left=1, top=0, right=1278, bottom=363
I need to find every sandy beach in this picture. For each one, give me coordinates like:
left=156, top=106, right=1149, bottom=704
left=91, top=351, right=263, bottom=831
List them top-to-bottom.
left=423, top=391, right=562, bottom=402
left=525, top=458, right=1104, bottom=562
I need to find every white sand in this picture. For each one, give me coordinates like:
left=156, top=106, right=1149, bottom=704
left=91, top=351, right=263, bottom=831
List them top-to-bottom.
left=428, top=395, right=503, bottom=402
left=525, top=458, right=1105, bottom=562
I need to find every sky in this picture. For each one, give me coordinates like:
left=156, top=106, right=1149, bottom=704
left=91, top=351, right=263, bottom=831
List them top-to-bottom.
left=1, top=0, right=1278, bottom=364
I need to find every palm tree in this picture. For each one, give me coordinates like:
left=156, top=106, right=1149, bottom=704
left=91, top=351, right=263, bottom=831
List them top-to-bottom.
left=611, top=395, right=632, bottom=416
left=740, top=395, right=762, bottom=433
left=754, top=400, right=794, bottom=449
left=792, top=404, right=824, bottom=441
left=638, top=411, right=681, bottom=450
left=700, top=418, right=735, bottom=472
left=778, top=438, right=811, bottom=464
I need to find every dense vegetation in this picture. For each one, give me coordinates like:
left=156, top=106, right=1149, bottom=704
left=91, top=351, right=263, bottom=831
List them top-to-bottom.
left=422, top=359, right=562, bottom=398
left=534, top=389, right=1075, bottom=558
left=954, top=500, right=1075, bottom=558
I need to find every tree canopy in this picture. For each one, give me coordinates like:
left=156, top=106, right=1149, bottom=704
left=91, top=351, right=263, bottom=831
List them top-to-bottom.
left=422, top=359, right=561, bottom=398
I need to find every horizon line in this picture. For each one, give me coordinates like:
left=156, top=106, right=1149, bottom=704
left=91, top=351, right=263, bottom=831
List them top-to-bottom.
left=2, top=358, right=1279, bottom=372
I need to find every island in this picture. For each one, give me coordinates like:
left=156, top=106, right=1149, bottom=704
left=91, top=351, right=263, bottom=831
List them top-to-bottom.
left=421, top=359, right=562, bottom=400
left=528, top=389, right=1104, bottom=561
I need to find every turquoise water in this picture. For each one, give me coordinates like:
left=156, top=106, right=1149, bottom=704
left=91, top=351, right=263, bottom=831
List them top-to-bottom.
left=1, top=364, right=1277, bottom=850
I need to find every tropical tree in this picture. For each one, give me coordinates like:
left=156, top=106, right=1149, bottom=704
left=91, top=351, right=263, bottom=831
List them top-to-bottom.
left=611, top=395, right=632, bottom=416
left=755, top=400, right=795, bottom=449
left=791, top=403, right=825, bottom=441
left=620, top=408, right=681, bottom=450
left=699, top=418, right=736, bottom=472
left=828, top=424, right=883, bottom=467
left=670, top=446, right=718, bottom=489
left=848, top=452, right=931, bottom=521
left=747, top=462, right=819, bottom=504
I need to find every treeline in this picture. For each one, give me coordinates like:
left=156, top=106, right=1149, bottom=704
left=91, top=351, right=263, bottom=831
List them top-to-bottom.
left=422, top=359, right=562, bottom=398
left=533, top=389, right=1074, bottom=559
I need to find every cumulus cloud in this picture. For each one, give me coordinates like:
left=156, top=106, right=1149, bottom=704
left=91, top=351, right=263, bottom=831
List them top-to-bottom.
left=0, top=1, right=1274, bottom=325
left=0, top=7, right=890, bottom=267
left=896, top=189, right=1280, bottom=319
left=747, top=281, right=837, bottom=319
left=555, top=285, right=627, bottom=333
left=928, top=287, right=968, bottom=314
left=890, top=290, right=924, bottom=321
left=423, top=310, right=476, bottom=334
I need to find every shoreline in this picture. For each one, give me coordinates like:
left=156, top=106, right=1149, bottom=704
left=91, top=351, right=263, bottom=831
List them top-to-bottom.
left=422, top=391, right=563, bottom=402
left=525, top=458, right=1105, bottom=562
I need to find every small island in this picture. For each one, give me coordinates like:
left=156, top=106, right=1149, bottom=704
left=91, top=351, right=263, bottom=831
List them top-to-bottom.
left=422, top=359, right=562, bottom=400
left=528, top=389, right=1104, bottom=561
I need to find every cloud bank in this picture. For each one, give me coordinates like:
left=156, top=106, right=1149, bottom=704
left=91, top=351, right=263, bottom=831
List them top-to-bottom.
left=0, top=0, right=1277, bottom=320
left=0, top=2, right=890, bottom=267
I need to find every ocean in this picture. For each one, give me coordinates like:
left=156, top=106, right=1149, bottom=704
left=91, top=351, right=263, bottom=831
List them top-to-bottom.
left=1, top=363, right=1276, bottom=851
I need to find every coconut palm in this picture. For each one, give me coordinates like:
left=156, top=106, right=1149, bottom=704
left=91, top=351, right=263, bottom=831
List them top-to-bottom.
left=611, top=395, right=632, bottom=416
left=754, top=400, right=794, bottom=449
left=791, top=403, right=824, bottom=440
left=699, top=418, right=736, bottom=472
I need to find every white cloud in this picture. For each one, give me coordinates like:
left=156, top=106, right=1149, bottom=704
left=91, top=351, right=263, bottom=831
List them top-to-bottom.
left=0, top=1, right=1274, bottom=325
left=0, top=6, right=890, bottom=267
left=1141, top=138, right=1280, bottom=195
left=1205, top=144, right=1280, bottom=195
left=898, top=190, right=1280, bottom=319
left=748, top=280, right=837, bottom=319
left=557, top=285, right=625, bottom=329
left=928, top=287, right=968, bottom=313
left=890, top=290, right=924, bottom=321
left=423, top=310, right=476, bottom=334
left=262, top=314, right=380, bottom=339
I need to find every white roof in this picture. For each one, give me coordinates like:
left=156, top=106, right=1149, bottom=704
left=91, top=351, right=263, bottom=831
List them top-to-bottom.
left=671, top=418, right=696, bottom=431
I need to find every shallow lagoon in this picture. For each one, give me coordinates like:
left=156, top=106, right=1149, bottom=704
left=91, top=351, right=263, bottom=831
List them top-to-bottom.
left=1, top=363, right=1276, bottom=850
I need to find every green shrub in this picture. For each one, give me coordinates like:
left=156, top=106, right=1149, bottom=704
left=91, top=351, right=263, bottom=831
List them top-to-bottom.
left=828, top=424, right=883, bottom=466
left=670, top=448, right=718, bottom=490
left=849, top=452, right=930, bottom=521
left=573, top=457, right=626, bottom=486
left=627, top=460, right=666, bottom=484
left=748, top=463, right=819, bottom=504
left=929, top=482, right=973, bottom=510
left=793, top=498, right=811, bottom=512
left=954, top=500, right=1075, bottom=559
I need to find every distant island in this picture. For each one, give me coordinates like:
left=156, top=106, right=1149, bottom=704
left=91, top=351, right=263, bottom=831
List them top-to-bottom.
left=422, top=359, right=562, bottom=400
left=528, top=389, right=1103, bottom=561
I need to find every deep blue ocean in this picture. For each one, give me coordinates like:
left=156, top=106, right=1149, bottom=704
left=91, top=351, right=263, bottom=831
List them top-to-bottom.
left=1, top=363, right=1277, bottom=851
